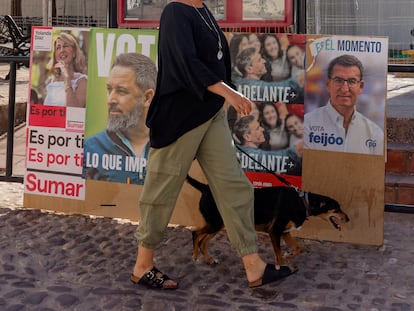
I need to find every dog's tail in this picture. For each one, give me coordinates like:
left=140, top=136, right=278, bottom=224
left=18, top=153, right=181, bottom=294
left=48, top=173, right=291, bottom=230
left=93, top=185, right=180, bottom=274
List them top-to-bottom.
left=186, top=175, right=208, bottom=192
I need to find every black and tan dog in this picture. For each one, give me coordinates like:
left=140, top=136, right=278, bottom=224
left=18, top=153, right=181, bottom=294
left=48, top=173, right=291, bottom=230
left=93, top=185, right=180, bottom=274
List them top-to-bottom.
left=186, top=175, right=350, bottom=266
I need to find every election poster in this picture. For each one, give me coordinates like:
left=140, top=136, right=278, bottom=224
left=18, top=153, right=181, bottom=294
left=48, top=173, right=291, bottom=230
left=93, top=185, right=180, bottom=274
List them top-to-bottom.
left=24, top=26, right=204, bottom=226
left=25, top=27, right=90, bottom=200
left=22, top=28, right=387, bottom=246
left=83, top=28, right=158, bottom=186
left=227, top=33, right=305, bottom=188
left=300, top=35, right=388, bottom=245
left=304, top=35, right=387, bottom=155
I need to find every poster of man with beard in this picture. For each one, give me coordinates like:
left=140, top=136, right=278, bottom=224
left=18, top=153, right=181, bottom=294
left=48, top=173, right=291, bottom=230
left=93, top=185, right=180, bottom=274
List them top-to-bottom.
left=83, top=28, right=158, bottom=185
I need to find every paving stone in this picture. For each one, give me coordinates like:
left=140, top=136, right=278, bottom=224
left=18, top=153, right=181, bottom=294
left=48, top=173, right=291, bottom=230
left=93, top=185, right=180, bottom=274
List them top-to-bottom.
left=22, top=292, right=48, bottom=305
left=55, top=294, right=79, bottom=307
left=5, top=305, right=25, bottom=311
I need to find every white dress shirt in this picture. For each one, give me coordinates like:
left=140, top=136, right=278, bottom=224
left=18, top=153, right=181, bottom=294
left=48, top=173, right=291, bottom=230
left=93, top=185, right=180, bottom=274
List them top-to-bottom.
left=304, top=101, right=384, bottom=155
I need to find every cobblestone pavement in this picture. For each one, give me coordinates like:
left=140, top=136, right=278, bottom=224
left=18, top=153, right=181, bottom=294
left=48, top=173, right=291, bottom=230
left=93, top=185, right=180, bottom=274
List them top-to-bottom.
left=0, top=182, right=413, bottom=311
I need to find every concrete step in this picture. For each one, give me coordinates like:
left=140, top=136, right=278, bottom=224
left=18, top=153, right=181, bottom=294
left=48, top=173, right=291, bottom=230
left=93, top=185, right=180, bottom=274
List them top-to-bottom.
left=385, top=73, right=414, bottom=207
left=0, top=102, right=26, bottom=136
left=387, top=117, right=414, bottom=145
left=385, top=143, right=414, bottom=206
left=386, top=143, right=414, bottom=174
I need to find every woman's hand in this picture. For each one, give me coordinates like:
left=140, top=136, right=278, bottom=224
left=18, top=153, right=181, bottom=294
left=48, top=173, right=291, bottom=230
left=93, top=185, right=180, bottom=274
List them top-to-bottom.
left=53, top=61, right=69, bottom=80
left=207, top=81, right=253, bottom=116
left=227, top=91, right=253, bottom=116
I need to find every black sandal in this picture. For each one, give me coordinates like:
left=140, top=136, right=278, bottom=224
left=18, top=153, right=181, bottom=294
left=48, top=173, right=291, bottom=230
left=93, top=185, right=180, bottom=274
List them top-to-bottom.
left=248, top=264, right=296, bottom=288
left=130, top=267, right=178, bottom=290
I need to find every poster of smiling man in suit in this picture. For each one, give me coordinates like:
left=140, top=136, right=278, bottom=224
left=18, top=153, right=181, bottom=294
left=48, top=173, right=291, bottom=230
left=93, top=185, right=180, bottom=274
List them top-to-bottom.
left=304, top=35, right=388, bottom=156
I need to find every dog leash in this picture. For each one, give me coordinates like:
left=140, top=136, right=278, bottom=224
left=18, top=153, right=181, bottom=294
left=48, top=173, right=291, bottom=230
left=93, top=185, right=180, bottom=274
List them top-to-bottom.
left=234, top=143, right=311, bottom=218
left=235, top=144, right=311, bottom=217
left=235, top=144, right=302, bottom=193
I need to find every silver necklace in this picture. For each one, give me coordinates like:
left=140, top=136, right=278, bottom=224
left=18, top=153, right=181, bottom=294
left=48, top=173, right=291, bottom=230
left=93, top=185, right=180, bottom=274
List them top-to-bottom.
left=191, top=2, right=223, bottom=60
